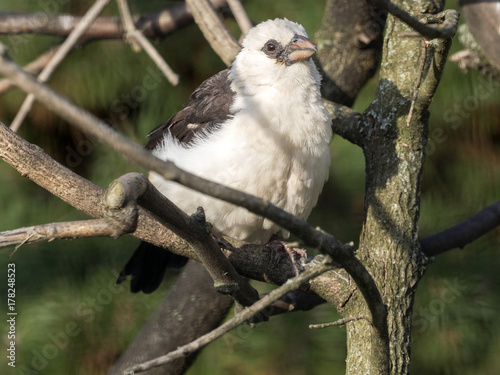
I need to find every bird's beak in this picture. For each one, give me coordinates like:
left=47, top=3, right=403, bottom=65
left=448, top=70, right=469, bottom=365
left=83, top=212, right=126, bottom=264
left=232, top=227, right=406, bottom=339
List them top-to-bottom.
left=286, top=34, right=317, bottom=64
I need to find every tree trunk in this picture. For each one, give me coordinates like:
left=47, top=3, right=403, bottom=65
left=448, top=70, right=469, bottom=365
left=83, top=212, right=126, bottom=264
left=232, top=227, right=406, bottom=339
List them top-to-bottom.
left=315, top=0, right=385, bottom=106
left=340, top=1, right=453, bottom=374
left=108, top=261, right=232, bottom=375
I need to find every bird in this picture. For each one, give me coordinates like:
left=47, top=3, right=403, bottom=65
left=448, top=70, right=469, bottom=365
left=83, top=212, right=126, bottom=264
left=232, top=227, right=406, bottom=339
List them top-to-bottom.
left=117, top=18, right=333, bottom=293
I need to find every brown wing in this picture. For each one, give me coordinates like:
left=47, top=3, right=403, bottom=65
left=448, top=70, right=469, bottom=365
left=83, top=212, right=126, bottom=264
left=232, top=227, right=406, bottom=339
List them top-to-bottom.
left=145, top=68, right=235, bottom=150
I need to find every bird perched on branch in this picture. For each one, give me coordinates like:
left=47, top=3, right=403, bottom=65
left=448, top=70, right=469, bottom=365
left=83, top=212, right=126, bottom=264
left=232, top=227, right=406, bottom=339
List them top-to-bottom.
left=117, top=18, right=332, bottom=293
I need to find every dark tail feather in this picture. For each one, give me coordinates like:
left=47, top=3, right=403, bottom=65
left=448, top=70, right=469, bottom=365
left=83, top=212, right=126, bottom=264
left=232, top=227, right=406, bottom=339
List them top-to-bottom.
left=117, top=241, right=189, bottom=293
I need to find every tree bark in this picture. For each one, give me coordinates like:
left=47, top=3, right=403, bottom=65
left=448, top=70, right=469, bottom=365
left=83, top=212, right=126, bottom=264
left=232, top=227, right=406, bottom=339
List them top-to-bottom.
left=315, top=0, right=386, bottom=106
left=341, top=1, right=453, bottom=374
left=107, top=261, right=233, bottom=375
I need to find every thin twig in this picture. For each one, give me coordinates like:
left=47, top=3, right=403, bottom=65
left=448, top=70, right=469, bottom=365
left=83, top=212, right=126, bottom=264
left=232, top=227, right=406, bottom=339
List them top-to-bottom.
left=9, top=0, right=112, bottom=132
left=115, top=0, right=179, bottom=85
left=185, top=0, right=241, bottom=66
left=227, top=0, right=253, bottom=37
left=0, top=219, right=115, bottom=251
left=125, top=255, right=335, bottom=374
left=309, top=316, right=366, bottom=329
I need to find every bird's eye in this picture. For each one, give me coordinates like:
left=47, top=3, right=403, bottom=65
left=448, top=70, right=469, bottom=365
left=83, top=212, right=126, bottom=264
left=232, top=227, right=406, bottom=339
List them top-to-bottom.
left=262, top=40, right=280, bottom=57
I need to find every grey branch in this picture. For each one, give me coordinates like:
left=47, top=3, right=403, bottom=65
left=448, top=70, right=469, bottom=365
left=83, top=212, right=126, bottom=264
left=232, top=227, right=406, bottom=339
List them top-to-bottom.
left=0, top=0, right=228, bottom=40
left=9, top=0, right=112, bottom=132
left=115, top=0, right=179, bottom=85
left=185, top=0, right=241, bottom=66
left=227, top=0, right=253, bottom=37
left=368, top=0, right=459, bottom=39
left=0, top=47, right=57, bottom=95
left=322, top=99, right=366, bottom=147
left=0, top=122, right=319, bottom=289
left=109, top=172, right=259, bottom=306
left=420, top=201, right=500, bottom=257
left=0, top=219, right=111, bottom=250
left=125, top=255, right=335, bottom=374
left=309, top=316, right=366, bottom=329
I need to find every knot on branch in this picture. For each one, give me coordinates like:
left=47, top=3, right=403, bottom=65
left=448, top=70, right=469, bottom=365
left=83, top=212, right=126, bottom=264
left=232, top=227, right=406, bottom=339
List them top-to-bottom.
left=418, top=9, right=460, bottom=39
left=104, top=172, right=147, bottom=238
left=191, top=206, right=213, bottom=234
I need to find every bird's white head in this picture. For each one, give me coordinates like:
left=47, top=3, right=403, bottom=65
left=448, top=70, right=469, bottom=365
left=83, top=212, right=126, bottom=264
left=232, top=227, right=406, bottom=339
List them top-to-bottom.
left=229, top=18, right=321, bottom=95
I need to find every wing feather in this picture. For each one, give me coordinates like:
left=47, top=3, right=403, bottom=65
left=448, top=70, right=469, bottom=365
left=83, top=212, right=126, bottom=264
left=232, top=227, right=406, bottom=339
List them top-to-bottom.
left=145, top=68, right=234, bottom=149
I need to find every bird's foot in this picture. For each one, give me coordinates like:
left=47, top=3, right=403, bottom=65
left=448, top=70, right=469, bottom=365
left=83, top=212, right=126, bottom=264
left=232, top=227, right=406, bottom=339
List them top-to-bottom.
left=212, top=233, right=234, bottom=251
left=265, top=235, right=307, bottom=276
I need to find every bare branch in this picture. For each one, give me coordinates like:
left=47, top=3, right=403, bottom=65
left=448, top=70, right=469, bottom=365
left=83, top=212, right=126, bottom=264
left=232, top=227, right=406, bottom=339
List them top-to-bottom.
left=0, top=0, right=229, bottom=40
left=9, top=0, right=112, bottom=132
left=115, top=0, right=179, bottom=85
left=185, top=0, right=241, bottom=66
left=227, top=0, right=253, bottom=37
left=315, top=0, right=385, bottom=106
left=368, top=1, right=459, bottom=39
left=0, top=47, right=57, bottom=94
left=322, top=99, right=366, bottom=147
left=0, top=120, right=196, bottom=260
left=0, top=122, right=319, bottom=288
left=110, top=172, right=259, bottom=306
left=420, top=201, right=500, bottom=257
left=0, top=219, right=112, bottom=250
left=125, top=255, right=335, bottom=374
left=108, top=261, right=233, bottom=375
left=309, top=316, right=366, bottom=329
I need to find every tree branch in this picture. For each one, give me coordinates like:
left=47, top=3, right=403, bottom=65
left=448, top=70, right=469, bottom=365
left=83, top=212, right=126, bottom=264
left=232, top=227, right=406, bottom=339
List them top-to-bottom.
left=0, top=0, right=229, bottom=41
left=9, top=0, right=112, bottom=132
left=115, top=0, right=179, bottom=86
left=185, top=0, right=241, bottom=66
left=227, top=0, right=253, bottom=37
left=315, top=0, right=386, bottom=106
left=0, top=47, right=57, bottom=94
left=322, top=99, right=366, bottom=147
left=0, top=121, right=327, bottom=291
left=108, top=172, right=259, bottom=306
left=420, top=201, right=500, bottom=257
left=0, top=219, right=112, bottom=250
left=125, top=255, right=335, bottom=374
left=107, top=261, right=233, bottom=375
left=309, top=316, right=366, bottom=329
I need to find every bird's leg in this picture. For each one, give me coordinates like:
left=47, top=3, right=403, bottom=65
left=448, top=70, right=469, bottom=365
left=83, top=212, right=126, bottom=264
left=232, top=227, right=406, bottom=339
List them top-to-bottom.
left=211, top=233, right=234, bottom=251
left=265, top=235, right=307, bottom=276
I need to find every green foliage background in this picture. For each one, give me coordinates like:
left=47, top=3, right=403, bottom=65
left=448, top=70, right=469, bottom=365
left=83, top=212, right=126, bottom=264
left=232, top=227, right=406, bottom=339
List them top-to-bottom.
left=0, top=1, right=499, bottom=374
